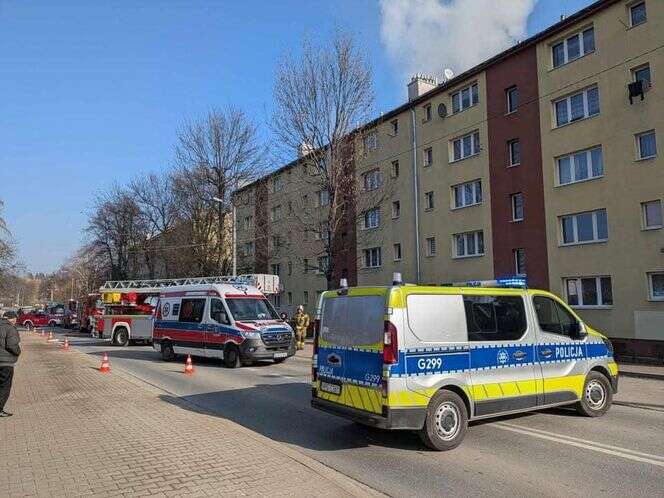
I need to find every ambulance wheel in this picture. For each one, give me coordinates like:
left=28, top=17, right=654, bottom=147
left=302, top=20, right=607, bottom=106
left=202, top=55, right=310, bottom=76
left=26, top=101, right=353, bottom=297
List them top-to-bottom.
left=113, top=327, right=129, bottom=347
left=161, top=341, right=175, bottom=362
left=223, top=345, right=241, bottom=368
left=576, top=371, right=612, bottom=417
left=419, top=390, right=468, bottom=451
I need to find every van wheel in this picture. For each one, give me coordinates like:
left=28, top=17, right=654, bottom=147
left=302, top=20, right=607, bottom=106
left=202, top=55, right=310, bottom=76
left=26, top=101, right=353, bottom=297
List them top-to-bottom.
left=113, top=328, right=129, bottom=347
left=161, top=341, right=175, bottom=362
left=223, top=345, right=241, bottom=368
left=576, top=371, right=612, bottom=417
left=418, top=390, right=468, bottom=451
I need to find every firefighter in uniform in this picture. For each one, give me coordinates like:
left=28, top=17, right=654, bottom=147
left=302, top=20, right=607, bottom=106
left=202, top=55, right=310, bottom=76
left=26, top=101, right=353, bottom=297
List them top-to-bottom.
left=293, top=305, right=310, bottom=350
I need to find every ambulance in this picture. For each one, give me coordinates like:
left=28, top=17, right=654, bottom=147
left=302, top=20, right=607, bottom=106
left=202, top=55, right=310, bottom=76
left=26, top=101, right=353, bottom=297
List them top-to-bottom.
left=311, top=275, right=618, bottom=451
left=153, top=276, right=295, bottom=367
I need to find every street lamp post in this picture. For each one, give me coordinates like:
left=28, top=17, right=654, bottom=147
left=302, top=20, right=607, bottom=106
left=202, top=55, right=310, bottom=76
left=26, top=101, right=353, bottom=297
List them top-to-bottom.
left=212, top=196, right=237, bottom=277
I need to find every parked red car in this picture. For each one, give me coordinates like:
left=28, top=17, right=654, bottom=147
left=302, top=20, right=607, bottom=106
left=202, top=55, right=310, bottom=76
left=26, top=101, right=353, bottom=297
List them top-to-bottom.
left=17, top=310, right=51, bottom=329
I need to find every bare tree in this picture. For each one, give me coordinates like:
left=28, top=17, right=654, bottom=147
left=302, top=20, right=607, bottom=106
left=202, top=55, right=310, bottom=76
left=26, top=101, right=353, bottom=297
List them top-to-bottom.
left=272, top=32, right=382, bottom=289
left=175, top=107, right=266, bottom=274
left=0, top=200, right=16, bottom=275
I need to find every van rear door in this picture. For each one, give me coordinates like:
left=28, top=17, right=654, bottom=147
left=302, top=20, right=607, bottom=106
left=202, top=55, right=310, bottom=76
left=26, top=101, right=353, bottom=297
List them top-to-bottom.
left=317, top=292, right=385, bottom=415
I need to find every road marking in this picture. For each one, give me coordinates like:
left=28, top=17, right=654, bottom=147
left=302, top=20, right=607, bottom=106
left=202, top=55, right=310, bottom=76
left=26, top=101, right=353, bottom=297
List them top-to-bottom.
left=494, top=422, right=664, bottom=467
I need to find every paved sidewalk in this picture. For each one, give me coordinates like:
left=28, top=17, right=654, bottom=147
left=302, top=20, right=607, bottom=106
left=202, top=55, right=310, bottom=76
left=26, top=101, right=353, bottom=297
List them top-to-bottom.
left=1, top=333, right=381, bottom=497
left=618, top=362, right=664, bottom=380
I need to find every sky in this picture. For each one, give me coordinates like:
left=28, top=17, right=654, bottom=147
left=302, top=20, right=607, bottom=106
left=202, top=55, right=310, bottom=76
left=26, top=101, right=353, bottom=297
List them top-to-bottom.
left=0, top=0, right=597, bottom=274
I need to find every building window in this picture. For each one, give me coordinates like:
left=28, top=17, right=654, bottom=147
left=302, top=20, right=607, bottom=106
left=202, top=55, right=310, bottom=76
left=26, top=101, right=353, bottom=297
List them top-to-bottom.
left=630, top=1, right=647, bottom=27
left=552, top=26, right=595, bottom=68
left=633, top=64, right=651, bottom=85
left=451, top=82, right=479, bottom=113
left=506, top=86, right=519, bottom=113
left=554, top=86, right=599, bottom=127
left=423, top=103, right=432, bottom=122
left=390, top=119, right=399, bottom=136
left=452, top=130, right=480, bottom=161
left=637, top=130, right=657, bottom=159
left=363, top=131, right=378, bottom=153
left=508, top=139, right=521, bottom=166
left=557, top=146, right=603, bottom=185
left=424, top=147, right=433, bottom=167
left=391, top=160, right=400, bottom=178
left=363, top=169, right=381, bottom=191
left=452, top=180, right=482, bottom=209
left=317, top=190, right=330, bottom=207
left=425, top=191, right=434, bottom=210
left=511, top=193, right=524, bottom=221
left=392, top=200, right=401, bottom=219
left=642, top=200, right=663, bottom=229
left=270, top=205, right=282, bottom=222
left=363, top=208, right=380, bottom=229
left=561, top=209, right=608, bottom=245
left=244, top=215, right=253, bottom=231
left=454, top=230, right=484, bottom=258
left=271, top=235, right=281, bottom=250
left=426, top=237, right=437, bottom=256
left=243, top=242, right=254, bottom=256
left=393, top=243, right=402, bottom=261
left=363, top=247, right=382, bottom=268
left=514, top=248, right=526, bottom=275
left=317, top=256, right=329, bottom=274
left=303, top=258, right=309, bottom=274
left=288, top=261, right=293, bottom=276
left=271, top=263, right=281, bottom=276
left=648, top=272, right=664, bottom=301
left=564, top=277, right=613, bottom=307
left=303, top=291, right=309, bottom=304
left=287, top=292, right=293, bottom=305
left=273, top=294, right=281, bottom=308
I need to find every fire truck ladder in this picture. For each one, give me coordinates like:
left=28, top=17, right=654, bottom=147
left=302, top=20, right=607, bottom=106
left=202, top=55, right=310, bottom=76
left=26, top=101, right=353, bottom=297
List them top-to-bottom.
left=99, top=274, right=273, bottom=293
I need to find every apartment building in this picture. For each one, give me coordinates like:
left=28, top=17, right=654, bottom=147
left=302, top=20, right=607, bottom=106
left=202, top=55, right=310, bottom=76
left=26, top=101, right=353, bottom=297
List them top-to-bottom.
left=234, top=0, right=663, bottom=361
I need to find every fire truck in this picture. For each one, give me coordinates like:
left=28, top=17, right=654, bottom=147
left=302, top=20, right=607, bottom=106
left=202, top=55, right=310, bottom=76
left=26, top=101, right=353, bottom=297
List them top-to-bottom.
left=96, top=274, right=280, bottom=347
left=80, top=293, right=103, bottom=333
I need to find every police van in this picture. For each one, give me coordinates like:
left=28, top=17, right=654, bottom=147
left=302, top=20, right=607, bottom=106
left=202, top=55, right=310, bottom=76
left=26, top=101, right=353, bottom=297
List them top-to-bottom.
left=311, top=275, right=618, bottom=451
left=153, top=278, right=295, bottom=367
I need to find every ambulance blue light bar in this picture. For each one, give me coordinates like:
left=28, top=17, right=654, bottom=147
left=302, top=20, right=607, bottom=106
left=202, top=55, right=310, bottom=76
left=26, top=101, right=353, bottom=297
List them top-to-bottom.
left=448, top=276, right=528, bottom=289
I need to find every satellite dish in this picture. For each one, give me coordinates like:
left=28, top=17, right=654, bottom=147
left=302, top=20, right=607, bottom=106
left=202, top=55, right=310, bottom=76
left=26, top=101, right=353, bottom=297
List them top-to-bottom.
left=444, top=68, right=454, bottom=81
left=437, top=103, right=448, bottom=118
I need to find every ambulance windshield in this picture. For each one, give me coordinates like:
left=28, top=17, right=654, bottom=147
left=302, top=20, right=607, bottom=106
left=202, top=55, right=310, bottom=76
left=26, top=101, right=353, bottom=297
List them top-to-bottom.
left=226, top=298, right=279, bottom=322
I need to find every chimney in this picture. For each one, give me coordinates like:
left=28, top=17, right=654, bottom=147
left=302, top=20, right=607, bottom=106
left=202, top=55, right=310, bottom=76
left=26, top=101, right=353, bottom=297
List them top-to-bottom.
left=407, top=73, right=437, bottom=101
left=298, top=142, right=314, bottom=158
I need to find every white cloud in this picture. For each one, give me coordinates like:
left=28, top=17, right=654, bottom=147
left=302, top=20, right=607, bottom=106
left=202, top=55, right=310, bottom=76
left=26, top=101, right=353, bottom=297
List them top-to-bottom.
left=379, top=0, right=537, bottom=84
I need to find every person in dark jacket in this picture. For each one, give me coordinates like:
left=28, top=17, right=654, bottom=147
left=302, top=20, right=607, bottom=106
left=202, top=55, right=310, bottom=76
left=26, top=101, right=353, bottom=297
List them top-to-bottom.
left=0, top=317, right=21, bottom=417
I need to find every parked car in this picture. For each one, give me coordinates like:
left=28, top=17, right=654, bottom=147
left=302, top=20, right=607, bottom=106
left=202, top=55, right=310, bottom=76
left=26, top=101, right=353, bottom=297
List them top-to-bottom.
left=18, top=310, right=52, bottom=329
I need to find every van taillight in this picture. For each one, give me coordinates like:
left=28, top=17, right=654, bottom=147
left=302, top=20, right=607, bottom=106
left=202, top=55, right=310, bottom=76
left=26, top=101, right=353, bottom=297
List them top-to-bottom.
left=312, top=319, right=320, bottom=382
left=313, top=319, right=320, bottom=355
left=383, top=320, right=398, bottom=364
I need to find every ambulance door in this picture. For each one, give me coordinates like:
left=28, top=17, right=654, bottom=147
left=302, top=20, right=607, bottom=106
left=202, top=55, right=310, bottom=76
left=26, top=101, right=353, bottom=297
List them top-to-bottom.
left=466, top=293, right=542, bottom=417
left=531, top=294, right=588, bottom=405
left=205, top=297, right=231, bottom=359
left=176, top=298, right=207, bottom=357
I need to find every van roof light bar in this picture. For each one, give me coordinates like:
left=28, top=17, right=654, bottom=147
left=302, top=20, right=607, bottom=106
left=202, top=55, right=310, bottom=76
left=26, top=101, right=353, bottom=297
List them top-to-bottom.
left=445, top=276, right=528, bottom=289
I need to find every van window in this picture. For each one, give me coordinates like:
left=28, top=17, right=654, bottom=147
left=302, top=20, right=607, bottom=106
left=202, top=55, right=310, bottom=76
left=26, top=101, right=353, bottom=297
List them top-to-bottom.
left=406, top=294, right=467, bottom=343
left=320, top=295, right=384, bottom=346
left=463, top=295, right=527, bottom=341
left=533, top=296, right=579, bottom=336
left=210, top=298, right=230, bottom=325
left=226, top=298, right=279, bottom=321
left=179, top=299, right=206, bottom=323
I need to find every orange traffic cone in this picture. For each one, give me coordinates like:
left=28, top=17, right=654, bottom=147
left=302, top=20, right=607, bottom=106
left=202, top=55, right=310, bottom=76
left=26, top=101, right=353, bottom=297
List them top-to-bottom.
left=40, top=329, right=45, bottom=337
left=47, top=331, right=54, bottom=341
left=63, top=337, right=70, bottom=351
left=99, top=352, right=110, bottom=373
left=184, top=355, right=194, bottom=375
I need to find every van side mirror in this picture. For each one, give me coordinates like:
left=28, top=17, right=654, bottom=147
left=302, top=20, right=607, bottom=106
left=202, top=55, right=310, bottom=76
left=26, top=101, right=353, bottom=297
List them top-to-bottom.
left=569, top=322, right=586, bottom=340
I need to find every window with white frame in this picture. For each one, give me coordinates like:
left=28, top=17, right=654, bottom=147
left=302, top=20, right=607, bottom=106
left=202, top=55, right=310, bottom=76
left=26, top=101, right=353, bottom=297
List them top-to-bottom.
left=630, top=1, right=647, bottom=27
left=552, top=26, right=595, bottom=68
left=633, top=64, right=651, bottom=85
left=451, top=82, right=479, bottom=113
left=507, top=86, right=519, bottom=113
left=554, top=86, right=599, bottom=126
left=423, top=104, right=432, bottom=122
left=390, top=119, right=399, bottom=136
left=452, top=130, right=480, bottom=161
left=637, top=130, right=657, bottom=159
left=363, top=131, right=378, bottom=153
left=508, top=139, right=521, bottom=166
left=557, top=146, right=603, bottom=185
left=424, top=147, right=433, bottom=167
left=391, top=160, right=400, bottom=178
left=363, top=169, right=381, bottom=191
left=272, top=175, right=283, bottom=193
left=452, top=180, right=482, bottom=209
left=318, top=189, right=330, bottom=207
left=425, top=191, right=434, bottom=210
left=511, top=193, right=524, bottom=221
left=392, top=200, right=401, bottom=219
left=642, top=200, right=663, bottom=229
left=270, top=205, right=282, bottom=222
left=364, top=208, right=380, bottom=229
left=560, top=209, right=608, bottom=245
left=244, top=215, right=253, bottom=231
left=454, top=230, right=484, bottom=258
left=271, top=235, right=281, bottom=250
left=426, top=237, right=437, bottom=256
left=243, top=242, right=254, bottom=256
left=393, top=243, right=402, bottom=261
left=363, top=247, right=382, bottom=268
left=514, top=248, right=526, bottom=275
left=288, top=261, right=293, bottom=276
left=271, top=263, right=281, bottom=276
left=648, top=272, right=664, bottom=301
left=564, top=276, right=613, bottom=307
left=303, top=290, right=309, bottom=304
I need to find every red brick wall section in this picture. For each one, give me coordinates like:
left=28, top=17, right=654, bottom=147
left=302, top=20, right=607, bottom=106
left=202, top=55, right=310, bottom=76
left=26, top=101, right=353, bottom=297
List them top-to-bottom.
left=486, top=45, right=549, bottom=290
left=254, top=181, right=269, bottom=273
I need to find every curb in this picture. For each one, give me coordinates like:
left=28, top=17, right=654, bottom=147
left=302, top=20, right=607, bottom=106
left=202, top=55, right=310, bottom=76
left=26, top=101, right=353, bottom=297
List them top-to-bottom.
left=42, top=333, right=385, bottom=498
left=619, top=371, right=664, bottom=381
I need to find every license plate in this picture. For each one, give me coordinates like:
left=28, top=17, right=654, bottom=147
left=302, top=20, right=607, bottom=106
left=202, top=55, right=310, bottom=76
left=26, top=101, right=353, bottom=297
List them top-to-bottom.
left=274, top=352, right=287, bottom=359
left=320, top=381, right=342, bottom=395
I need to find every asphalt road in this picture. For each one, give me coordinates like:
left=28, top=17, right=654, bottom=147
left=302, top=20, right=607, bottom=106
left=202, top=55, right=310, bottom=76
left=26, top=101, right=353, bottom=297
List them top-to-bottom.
left=44, top=328, right=664, bottom=497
